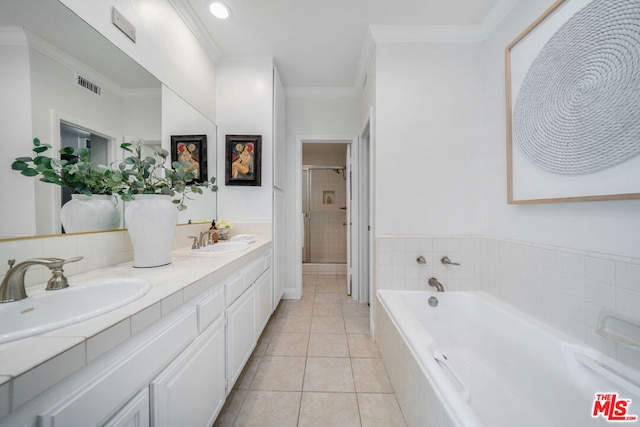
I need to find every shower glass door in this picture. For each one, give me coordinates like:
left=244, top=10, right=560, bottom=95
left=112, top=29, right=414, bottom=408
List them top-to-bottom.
left=302, top=167, right=347, bottom=264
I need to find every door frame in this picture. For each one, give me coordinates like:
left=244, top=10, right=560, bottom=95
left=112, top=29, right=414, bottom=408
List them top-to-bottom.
left=50, top=110, right=121, bottom=234
left=295, top=135, right=359, bottom=300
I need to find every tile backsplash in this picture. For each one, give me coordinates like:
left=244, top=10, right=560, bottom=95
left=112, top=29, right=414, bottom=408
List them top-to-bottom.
left=0, top=223, right=211, bottom=288
left=377, top=235, right=640, bottom=369
left=377, top=236, right=483, bottom=292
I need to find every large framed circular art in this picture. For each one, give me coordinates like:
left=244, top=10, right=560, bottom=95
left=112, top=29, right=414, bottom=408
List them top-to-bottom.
left=505, top=0, right=640, bottom=203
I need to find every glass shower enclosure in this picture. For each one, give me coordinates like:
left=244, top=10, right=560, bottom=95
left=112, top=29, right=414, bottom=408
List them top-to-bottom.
left=302, top=165, right=347, bottom=264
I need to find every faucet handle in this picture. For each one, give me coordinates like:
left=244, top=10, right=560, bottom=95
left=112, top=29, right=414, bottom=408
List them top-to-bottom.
left=188, top=236, right=200, bottom=249
left=45, top=256, right=83, bottom=291
left=440, top=256, right=460, bottom=266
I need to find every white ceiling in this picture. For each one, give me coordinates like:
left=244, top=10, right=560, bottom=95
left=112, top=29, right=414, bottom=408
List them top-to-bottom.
left=182, top=0, right=509, bottom=88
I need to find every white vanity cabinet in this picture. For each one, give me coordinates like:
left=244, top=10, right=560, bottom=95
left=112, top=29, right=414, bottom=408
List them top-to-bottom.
left=0, top=248, right=275, bottom=427
left=225, top=252, right=272, bottom=391
left=254, top=271, right=273, bottom=337
left=226, top=284, right=256, bottom=389
left=150, top=315, right=225, bottom=427
left=103, top=389, right=150, bottom=427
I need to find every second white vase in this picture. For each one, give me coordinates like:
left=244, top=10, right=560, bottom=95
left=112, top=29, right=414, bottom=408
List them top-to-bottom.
left=60, top=194, right=121, bottom=234
left=124, top=194, right=177, bottom=268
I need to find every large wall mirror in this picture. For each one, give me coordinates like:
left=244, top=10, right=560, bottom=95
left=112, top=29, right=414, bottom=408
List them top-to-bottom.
left=0, top=0, right=217, bottom=240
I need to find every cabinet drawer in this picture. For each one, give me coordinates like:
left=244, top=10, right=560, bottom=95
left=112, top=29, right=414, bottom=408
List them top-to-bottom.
left=243, top=256, right=266, bottom=289
left=224, top=274, right=244, bottom=306
left=197, top=286, right=224, bottom=332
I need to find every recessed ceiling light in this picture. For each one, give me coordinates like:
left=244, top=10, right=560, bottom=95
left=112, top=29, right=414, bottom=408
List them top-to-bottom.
left=209, top=1, right=230, bottom=19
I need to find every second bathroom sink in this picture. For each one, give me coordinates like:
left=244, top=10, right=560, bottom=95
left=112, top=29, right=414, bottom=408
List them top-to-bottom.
left=190, top=241, right=250, bottom=255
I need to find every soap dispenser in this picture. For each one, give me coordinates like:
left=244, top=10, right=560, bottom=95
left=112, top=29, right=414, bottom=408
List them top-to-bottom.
left=209, top=220, right=219, bottom=244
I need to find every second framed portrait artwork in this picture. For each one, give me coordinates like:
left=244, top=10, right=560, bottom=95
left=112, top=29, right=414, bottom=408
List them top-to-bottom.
left=225, top=135, right=262, bottom=186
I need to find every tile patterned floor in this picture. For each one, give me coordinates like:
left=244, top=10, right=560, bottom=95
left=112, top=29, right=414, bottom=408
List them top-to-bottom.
left=213, top=274, right=406, bottom=427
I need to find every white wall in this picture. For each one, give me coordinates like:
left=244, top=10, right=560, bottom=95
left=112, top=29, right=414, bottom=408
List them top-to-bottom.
left=59, top=0, right=217, bottom=122
left=480, top=0, right=640, bottom=259
left=0, top=30, right=36, bottom=237
left=375, top=43, right=483, bottom=236
left=215, top=58, right=274, bottom=223
left=161, top=85, right=218, bottom=225
left=123, top=94, right=161, bottom=142
left=284, top=95, right=360, bottom=292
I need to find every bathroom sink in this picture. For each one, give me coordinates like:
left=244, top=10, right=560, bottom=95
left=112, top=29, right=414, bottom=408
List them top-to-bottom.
left=190, top=241, right=250, bottom=255
left=0, top=278, right=151, bottom=344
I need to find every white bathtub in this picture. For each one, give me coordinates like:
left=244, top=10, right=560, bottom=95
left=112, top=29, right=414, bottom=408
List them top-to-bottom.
left=376, top=290, right=640, bottom=427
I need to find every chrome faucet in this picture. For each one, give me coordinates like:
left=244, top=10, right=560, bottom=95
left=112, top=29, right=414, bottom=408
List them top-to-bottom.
left=200, top=230, right=220, bottom=247
left=188, top=231, right=218, bottom=249
left=0, top=256, right=83, bottom=303
left=428, top=277, right=445, bottom=292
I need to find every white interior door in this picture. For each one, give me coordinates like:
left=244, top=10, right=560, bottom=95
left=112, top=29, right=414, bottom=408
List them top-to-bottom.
left=346, top=144, right=352, bottom=295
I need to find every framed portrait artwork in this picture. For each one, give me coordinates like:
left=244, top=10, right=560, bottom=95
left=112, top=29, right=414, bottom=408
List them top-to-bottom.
left=505, top=0, right=640, bottom=203
left=170, top=135, right=207, bottom=184
left=225, top=135, right=262, bottom=186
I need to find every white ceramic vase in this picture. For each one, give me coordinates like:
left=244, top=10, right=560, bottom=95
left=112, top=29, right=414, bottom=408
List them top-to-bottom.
left=60, top=194, right=121, bottom=234
left=124, top=194, right=178, bottom=268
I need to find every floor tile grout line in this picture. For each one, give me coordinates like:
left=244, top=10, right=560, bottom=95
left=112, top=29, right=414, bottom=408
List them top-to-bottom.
left=222, top=273, right=406, bottom=426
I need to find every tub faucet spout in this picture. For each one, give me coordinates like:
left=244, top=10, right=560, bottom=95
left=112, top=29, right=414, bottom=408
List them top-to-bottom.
left=428, top=277, right=445, bottom=292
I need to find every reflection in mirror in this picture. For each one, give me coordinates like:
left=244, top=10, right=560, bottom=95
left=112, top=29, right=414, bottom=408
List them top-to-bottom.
left=0, top=0, right=217, bottom=240
left=1, top=0, right=160, bottom=238
left=161, top=86, right=218, bottom=227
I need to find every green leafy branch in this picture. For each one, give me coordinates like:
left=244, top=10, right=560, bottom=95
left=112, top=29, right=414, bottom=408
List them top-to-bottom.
left=11, top=138, right=116, bottom=195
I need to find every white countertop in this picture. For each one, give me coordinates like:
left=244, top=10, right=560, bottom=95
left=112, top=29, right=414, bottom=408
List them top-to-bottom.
left=0, top=236, right=271, bottom=399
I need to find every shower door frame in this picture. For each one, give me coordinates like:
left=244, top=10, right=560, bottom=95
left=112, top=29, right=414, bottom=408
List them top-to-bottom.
left=295, top=135, right=360, bottom=301
left=302, top=165, right=347, bottom=264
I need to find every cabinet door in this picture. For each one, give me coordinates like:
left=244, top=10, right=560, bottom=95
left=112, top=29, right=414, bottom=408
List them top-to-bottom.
left=254, top=271, right=273, bottom=337
left=226, top=287, right=256, bottom=389
left=150, top=316, right=226, bottom=427
left=104, top=388, right=150, bottom=427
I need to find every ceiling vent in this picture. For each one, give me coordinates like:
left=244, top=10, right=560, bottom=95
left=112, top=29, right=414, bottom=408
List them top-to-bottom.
left=75, top=74, right=102, bottom=96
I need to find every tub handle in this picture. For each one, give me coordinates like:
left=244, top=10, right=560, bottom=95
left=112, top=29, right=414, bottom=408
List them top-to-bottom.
left=433, top=350, right=471, bottom=402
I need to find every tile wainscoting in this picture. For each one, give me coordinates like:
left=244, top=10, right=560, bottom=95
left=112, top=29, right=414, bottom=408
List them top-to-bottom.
left=377, top=236, right=640, bottom=370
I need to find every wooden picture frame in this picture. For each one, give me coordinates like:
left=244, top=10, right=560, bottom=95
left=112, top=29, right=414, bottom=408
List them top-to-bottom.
left=505, top=0, right=640, bottom=203
left=170, top=135, right=207, bottom=184
left=225, top=135, right=262, bottom=186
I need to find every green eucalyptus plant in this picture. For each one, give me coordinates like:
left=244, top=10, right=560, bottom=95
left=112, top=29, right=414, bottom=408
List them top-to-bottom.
left=11, top=138, right=116, bottom=195
left=113, top=141, right=218, bottom=211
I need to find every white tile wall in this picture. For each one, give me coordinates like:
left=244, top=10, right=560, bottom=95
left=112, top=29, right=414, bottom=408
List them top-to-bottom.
left=0, top=223, right=210, bottom=288
left=377, top=235, right=640, bottom=370
left=377, top=236, right=482, bottom=292
left=483, top=237, right=640, bottom=367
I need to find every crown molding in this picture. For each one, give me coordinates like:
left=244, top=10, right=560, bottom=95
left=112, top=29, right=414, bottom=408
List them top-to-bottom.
left=166, top=0, right=223, bottom=63
left=352, top=0, right=519, bottom=90
left=476, top=0, right=520, bottom=39
left=0, top=27, right=28, bottom=46
left=353, top=29, right=375, bottom=93
left=24, top=30, right=128, bottom=98
left=285, top=87, right=360, bottom=98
